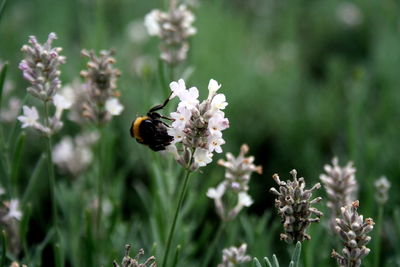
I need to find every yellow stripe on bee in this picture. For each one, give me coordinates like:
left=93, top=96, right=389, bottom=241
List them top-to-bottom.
left=133, top=116, right=149, bottom=142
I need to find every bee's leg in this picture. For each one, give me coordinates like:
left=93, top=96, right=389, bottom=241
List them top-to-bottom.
left=148, top=91, right=173, bottom=113
left=160, top=115, right=174, bottom=121
left=162, top=122, right=171, bottom=128
left=149, top=143, right=166, bottom=151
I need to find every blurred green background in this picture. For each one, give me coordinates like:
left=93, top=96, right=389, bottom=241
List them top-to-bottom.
left=0, top=0, right=399, bottom=266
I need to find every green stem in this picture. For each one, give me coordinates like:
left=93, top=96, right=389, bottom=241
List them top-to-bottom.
left=95, top=0, right=105, bottom=51
left=43, top=101, right=59, bottom=258
left=0, top=126, right=11, bottom=193
left=96, top=126, right=104, bottom=236
left=161, top=169, right=192, bottom=267
left=373, top=205, right=384, bottom=267
left=201, top=221, right=226, bottom=267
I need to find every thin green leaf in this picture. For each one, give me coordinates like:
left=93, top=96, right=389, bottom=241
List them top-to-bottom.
left=0, top=62, right=8, bottom=110
left=10, top=132, right=26, bottom=196
left=22, top=154, right=45, bottom=204
left=20, top=203, right=32, bottom=262
left=394, top=209, right=400, bottom=238
left=84, top=211, right=94, bottom=267
left=31, top=229, right=55, bottom=266
left=0, top=230, right=6, bottom=267
left=291, top=241, right=302, bottom=267
left=55, top=242, right=63, bottom=267
left=150, top=243, right=158, bottom=260
left=171, top=245, right=181, bottom=267
left=272, top=254, right=280, bottom=267
left=253, top=257, right=263, bottom=267
left=264, top=257, right=273, bottom=267
left=288, top=261, right=294, bottom=267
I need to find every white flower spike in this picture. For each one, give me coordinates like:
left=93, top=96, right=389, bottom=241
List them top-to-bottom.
left=166, top=78, right=229, bottom=171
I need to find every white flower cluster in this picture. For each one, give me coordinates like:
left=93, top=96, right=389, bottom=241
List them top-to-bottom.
left=144, top=2, right=196, bottom=65
left=166, top=79, right=229, bottom=171
left=17, top=93, right=72, bottom=136
left=52, top=131, right=99, bottom=176
left=207, top=144, right=261, bottom=221
left=217, top=243, right=251, bottom=267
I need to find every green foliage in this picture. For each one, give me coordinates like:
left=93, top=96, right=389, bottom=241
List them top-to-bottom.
left=0, top=0, right=398, bottom=266
left=0, top=62, right=7, bottom=109
left=254, top=242, right=301, bottom=267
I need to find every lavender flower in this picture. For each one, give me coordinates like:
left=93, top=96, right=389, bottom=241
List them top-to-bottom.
left=144, top=0, right=196, bottom=65
left=19, top=32, right=66, bottom=101
left=18, top=33, right=70, bottom=136
left=79, top=49, right=123, bottom=125
left=166, top=79, right=229, bottom=171
left=17, top=92, right=72, bottom=136
left=52, top=131, right=99, bottom=175
left=207, top=144, right=262, bottom=221
left=217, top=144, right=262, bottom=192
left=320, top=157, right=358, bottom=226
left=270, top=170, right=323, bottom=243
left=374, top=176, right=390, bottom=205
left=0, top=199, right=23, bottom=255
left=331, top=201, right=374, bottom=267
left=217, top=243, right=251, bottom=267
left=113, top=244, right=156, bottom=267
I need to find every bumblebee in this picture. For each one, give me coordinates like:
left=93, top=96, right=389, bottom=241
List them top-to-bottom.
left=130, top=94, right=174, bottom=151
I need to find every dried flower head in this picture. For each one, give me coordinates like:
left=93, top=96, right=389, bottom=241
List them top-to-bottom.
left=144, top=1, right=196, bottom=65
left=19, top=32, right=66, bottom=101
left=80, top=49, right=123, bottom=125
left=166, top=79, right=229, bottom=171
left=52, top=131, right=99, bottom=176
left=207, top=144, right=261, bottom=221
left=218, top=144, right=262, bottom=192
left=320, top=157, right=357, bottom=219
left=270, top=170, right=323, bottom=243
left=374, top=176, right=390, bottom=205
left=331, top=201, right=374, bottom=267
left=217, top=243, right=251, bottom=267
left=113, top=244, right=156, bottom=267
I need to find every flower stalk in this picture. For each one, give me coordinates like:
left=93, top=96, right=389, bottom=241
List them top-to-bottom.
left=43, top=100, right=59, bottom=253
left=161, top=167, right=192, bottom=267
left=373, top=176, right=390, bottom=267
